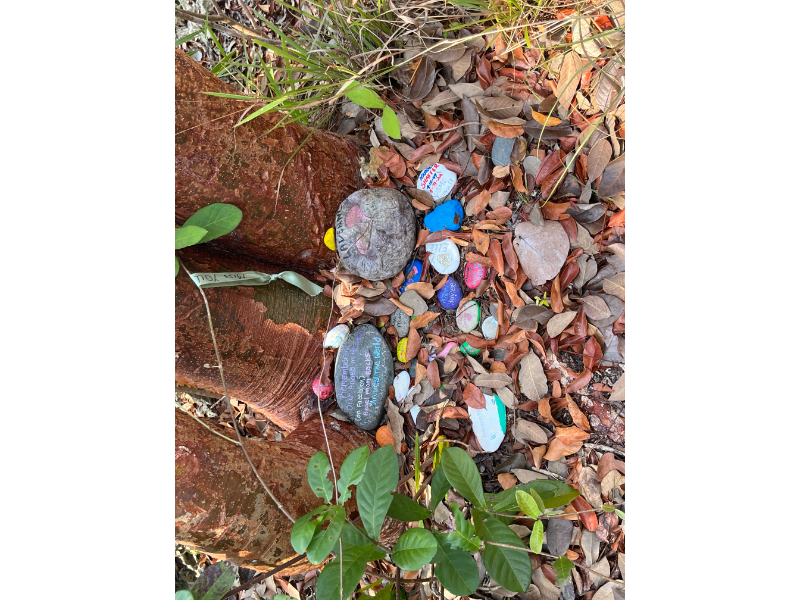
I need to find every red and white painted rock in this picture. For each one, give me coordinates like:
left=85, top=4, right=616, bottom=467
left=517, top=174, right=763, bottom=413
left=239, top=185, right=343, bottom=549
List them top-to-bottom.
left=464, top=262, right=488, bottom=289
left=312, top=377, right=334, bottom=400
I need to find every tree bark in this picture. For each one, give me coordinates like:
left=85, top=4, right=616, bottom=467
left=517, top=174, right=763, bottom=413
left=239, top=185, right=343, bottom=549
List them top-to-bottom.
left=175, top=48, right=363, bottom=272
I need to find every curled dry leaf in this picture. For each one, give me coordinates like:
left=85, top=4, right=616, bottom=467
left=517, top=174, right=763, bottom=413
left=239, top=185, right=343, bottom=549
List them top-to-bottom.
left=529, top=111, right=563, bottom=127
left=487, top=121, right=525, bottom=138
left=473, top=227, right=490, bottom=254
left=465, top=252, right=493, bottom=267
left=406, top=282, right=435, bottom=299
left=390, top=298, right=414, bottom=317
left=546, top=310, right=576, bottom=338
left=411, top=311, right=441, bottom=329
left=406, top=326, right=421, bottom=359
left=583, top=337, right=603, bottom=371
left=518, top=351, right=548, bottom=401
left=566, top=368, right=592, bottom=394
left=462, top=382, right=487, bottom=409
left=566, top=394, right=591, bottom=431
left=386, top=400, right=405, bottom=454
left=442, top=406, right=470, bottom=420
left=555, top=426, right=591, bottom=445
left=544, top=438, right=583, bottom=461
left=596, top=452, right=626, bottom=482
left=570, top=495, right=598, bottom=531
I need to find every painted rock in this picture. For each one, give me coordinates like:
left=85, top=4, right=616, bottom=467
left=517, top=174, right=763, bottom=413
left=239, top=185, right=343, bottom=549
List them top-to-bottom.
left=491, top=136, right=515, bottom=167
left=417, top=163, right=457, bottom=203
left=335, top=188, right=416, bottom=281
left=423, top=199, right=464, bottom=232
left=324, top=227, right=336, bottom=250
left=426, top=239, right=460, bottom=275
left=399, top=259, right=423, bottom=293
left=464, top=262, right=488, bottom=289
left=437, top=277, right=463, bottom=310
left=399, top=290, right=427, bottom=317
left=456, top=300, right=481, bottom=333
left=390, top=309, right=410, bottom=338
left=482, top=316, right=499, bottom=340
left=323, top=324, right=349, bottom=349
left=334, top=324, right=394, bottom=430
left=397, top=338, right=409, bottom=363
left=460, top=341, right=481, bottom=357
left=394, top=371, right=411, bottom=402
left=312, top=377, right=334, bottom=400
left=468, top=393, right=507, bottom=452
left=410, top=405, right=421, bottom=426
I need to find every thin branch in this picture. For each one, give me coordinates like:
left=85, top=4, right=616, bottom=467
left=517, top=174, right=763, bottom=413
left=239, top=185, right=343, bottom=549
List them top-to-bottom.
left=175, top=8, right=281, bottom=45
left=177, top=404, right=240, bottom=446
left=583, top=442, right=625, bottom=457
left=220, top=553, right=307, bottom=599
left=365, top=569, right=436, bottom=584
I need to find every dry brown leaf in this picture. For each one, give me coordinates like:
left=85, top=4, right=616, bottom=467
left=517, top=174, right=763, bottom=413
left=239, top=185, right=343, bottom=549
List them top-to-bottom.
left=555, top=51, right=587, bottom=113
left=529, top=111, right=563, bottom=127
left=487, top=121, right=524, bottom=138
left=587, top=139, right=612, bottom=183
left=492, top=164, right=511, bottom=178
left=513, top=221, right=569, bottom=286
left=473, top=227, right=490, bottom=254
left=603, top=273, right=625, bottom=300
left=406, top=282, right=435, bottom=299
left=582, top=295, right=611, bottom=320
left=390, top=298, right=414, bottom=317
left=546, top=310, right=576, bottom=338
left=411, top=311, right=441, bottom=329
left=406, top=326, right=421, bottom=359
left=518, top=351, right=548, bottom=401
left=427, top=360, right=441, bottom=389
left=414, top=362, right=427, bottom=386
left=473, top=373, right=513, bottom=388
left=609, top=373, right=624, bottom=402
left=462, top=382, right=487, bottom=409
left=494, top=386, right=517, bottom=407
left=566, top=394, right=590, bottom=431
left=385, top=400, right=405, bottom=454
left=442, top=406, right=470, bottom=420
left=514, top=420, right=549, bottom=444
left=555, top=426, right=591, bottom=445
left=544, top=438, right=583, bottom=460
left=531, top=444, right=547, bottom=469
left=596, top=452, right=625, bottom=482
left=497, top=473, right=518, bottom=489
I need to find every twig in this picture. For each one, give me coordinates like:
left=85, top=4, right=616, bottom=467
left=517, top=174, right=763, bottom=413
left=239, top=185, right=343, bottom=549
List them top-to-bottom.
left=175, top=8, right=281, bottom=45
left=180, top=260, right=295, bottom=524
left=177, top=404, right=240, bottom=446
left=583, top=442, right=625, bottom=457
left=346, top=517, right=392, bottom=554
left=220, top=553, right=307, bottom=599
left=365, top=568, right=436, bottom=584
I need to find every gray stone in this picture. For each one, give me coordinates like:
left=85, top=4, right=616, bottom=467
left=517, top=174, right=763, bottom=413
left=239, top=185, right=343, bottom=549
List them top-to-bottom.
left=491, top=136, right=515, bottom=166
left=334, top=188, right=417, bottom=281
left=399, top=289, right=428, bottom=316
left=390, top=309, right=411, bottom=338
left=334, top=324, right=394, bottom=430
left=545, top=518, right=574, bottom=557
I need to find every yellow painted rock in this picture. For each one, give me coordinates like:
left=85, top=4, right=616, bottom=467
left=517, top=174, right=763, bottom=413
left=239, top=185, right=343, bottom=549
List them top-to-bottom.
left=324, top=227, right=336, bottom=251
left=397, top=337, right=409, bottom=363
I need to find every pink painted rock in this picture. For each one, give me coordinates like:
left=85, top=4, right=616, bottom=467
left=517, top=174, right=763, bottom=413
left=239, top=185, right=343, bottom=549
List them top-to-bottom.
left=464, top=262, right=488, bottom=289
left=312, top=377, right=334, bottom=400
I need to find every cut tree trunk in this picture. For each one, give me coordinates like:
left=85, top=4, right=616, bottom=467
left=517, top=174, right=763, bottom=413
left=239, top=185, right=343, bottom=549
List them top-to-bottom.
left=175, top=48, right=363, bottom=272
left=175, top=407, right=375, bottom=573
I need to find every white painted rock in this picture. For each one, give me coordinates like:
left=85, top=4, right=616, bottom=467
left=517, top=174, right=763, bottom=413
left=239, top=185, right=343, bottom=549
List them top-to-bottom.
left=417, top=163, right=457, bottom=203
left=426, top=239, right=460, bottom=275
left=456, top=300, right=481, bottom=333
left=481, top=316, right=498, bottom=340
left=323, top=324, right=349, bottom=349
left=394, top=371, right=411, bottom=402
left=468, top=393, right=507, bottom=452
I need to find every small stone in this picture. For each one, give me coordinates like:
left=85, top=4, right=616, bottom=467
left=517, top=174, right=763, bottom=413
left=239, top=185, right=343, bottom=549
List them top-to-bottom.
left=491, top=136, right=515, bottom=167
left=417, top=163, right=457, bottom=203
left=335, top=188, right=416, bottom=281
left=423, top=199, right=464, bottom=232
left=323, top=227, right=336, bottom=250
left=426, top=239, right=460, bottom=275
left=399, top=259, right=423, bottom=293
left=464, top=262, right=488, bottom=289
left=437, top=278, right=463, bottom=310
left=399, top=290, right=427, bottom=317
left=456, top=300, right=481, bottom=333
left=390, top=309, right=410, bottom=337
left=481, top=316, right=498, bottom=340
left=323, top=324, right=349, bottom=349
left=334, top=324, right=394, bottom=430
left=397, top=338, right=409, bottom=363
left=460, top=341, right=481, bottom=357
left=394, top=371, right=411, bottom=402
left=312, top=377, right=334, bottom=400
left=468, top=393, right=507, bottom=452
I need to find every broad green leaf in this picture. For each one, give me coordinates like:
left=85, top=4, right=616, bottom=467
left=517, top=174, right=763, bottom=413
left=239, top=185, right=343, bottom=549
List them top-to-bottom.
left=345, top=83, right=385, bottom=108
left=382, top=106, right=401, bottom=139
left=183, top=203, right=243, bottom=244
left=176, top=225, right=208, bottom=250
left=175, top=255, right=180, bottom=277
left=356, top=444, right=399, bottom=539
left=337, top=446, right=369, bottom=504
left=441, top=447, right=486, bottom=509
left=307, top=451, right=333, bottom=502
left=430, top=465, right=449, bottom=509
left=487, top=479, right=579, bottom=512
left=529, top=488, right=546, bottom=514
left=516, top=490, right=541, bottom=519
left=387, top=493, right=432, bottom=521
left=443, top=503, right=480, bottom=552
left=602, top=504, right=615, bottom=513
left=290, top=505, right=328, bottom=553
left=306, top=505, right=346, bottom=564
left=615, top=509, right=625, bottom=520
left=474, top=512, right=532, bottom=593
left=530, top=520, right=544, bottom=553
left=316, top=524, right=385, bottom=600
left=391, top=528, right=438, bottom=571
left=432, top=533, right=480, bottom=596
left=553, top=556, right=574, bottom=585
left=193, top=560, right=236, bottom=600
left=372, top=583, right=394, bottom=600
left=175, top=592, right=193, bottom=600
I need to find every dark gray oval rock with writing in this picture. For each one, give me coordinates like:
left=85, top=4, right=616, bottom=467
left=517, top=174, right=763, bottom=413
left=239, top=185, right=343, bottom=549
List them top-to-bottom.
left=334, top=188, right=416, bottom=281
left=390, top=308, right=410, bottom=338
left=334, top=324, right=394, bottom=430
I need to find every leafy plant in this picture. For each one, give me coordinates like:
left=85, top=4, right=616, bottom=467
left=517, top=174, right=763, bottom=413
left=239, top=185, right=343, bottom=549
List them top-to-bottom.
left=175, top=203, right=243, bottom=276
left=291, top=444, right=589, bottom=597
left=175, top=560, right=236, bottom=600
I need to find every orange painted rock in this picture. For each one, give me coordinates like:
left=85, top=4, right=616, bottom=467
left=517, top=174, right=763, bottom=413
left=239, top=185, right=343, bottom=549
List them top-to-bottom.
left=376, top=425, right=395, bottom=447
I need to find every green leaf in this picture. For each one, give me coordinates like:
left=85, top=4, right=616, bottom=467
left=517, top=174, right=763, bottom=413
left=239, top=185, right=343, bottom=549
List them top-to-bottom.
left=345, top=83, right=386, bottom=108
left=382, top=106, right=401, bottom=139
left=183, top=203, right=243, bottom=244
left=175, top=225, right=208, bottom=249
left=175, top=255, right=180, bottom=277
left=356, top=444, right=399, bottom=539
left=337, top=446, right=370, bottom=504
left=441, top=447, right=486, bottom=509
left=307, top=451, right=333, bottom=502
left=430, top=465, right=449, bottom=509
left=487, top=479, right=579, bottom=512
left=515, top=490, right=541, bottom=519
left=386, top=493, right=432, bottom=521
left=443, top=503, right=480, bottom=552
left=602, top=504, right=615, bottom=513
left=290, top=505, right=328, bottom=554
left=306, top=505, right=346, bottom=564
left=615, top=509, right=625, bottom=520
left=474, top=512, right=532, bottom=593
left=530, top=520, right=544, bottom=553
left=316, top=524, right=385, bottom=600
left=391, top=528, right=438, bottom=571
left=432, top=533, right=480, bottom=596
left=553, top=556, right=574, bottom=585
left=193, top=560, right=236, bottom=600
left=372, top=583, right=394, bottom=600
left=175, top=592, right=194, bottom=600
left=274, top=596, right=293, bottom=600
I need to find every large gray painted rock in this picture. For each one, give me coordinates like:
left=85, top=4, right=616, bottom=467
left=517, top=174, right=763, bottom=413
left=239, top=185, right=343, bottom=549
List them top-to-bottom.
left=334, top=188, right=416, bottom=281
left=334, top=324, right=394, bottom=430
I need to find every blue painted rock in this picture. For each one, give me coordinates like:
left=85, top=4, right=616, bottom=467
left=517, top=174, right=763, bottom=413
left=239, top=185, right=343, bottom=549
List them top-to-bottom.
left=491, top=136, right=516, bottom=167
left=417, top=163, right=457, bottom=203
left=335, top=188, right=416, bottom=281
left=423, top=199, right=464, bottom=232
left=426, top=239, right=460, bottom=275
left=399, top=259, right=423, bottom=293
left=464, top=262, right=488, bottom=289
left=437, top=277, right=463, bottom=310
left=456, top=300, right=481, bottom=333
left=390, top=308, right=410, bottom=337
left=323, top=324, right=349, bottom=349
left=334, top=324, right=394, bottom=430
left=312, top=377, right=334, bottom=400
left=468, top=393, right=507, bottom=452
